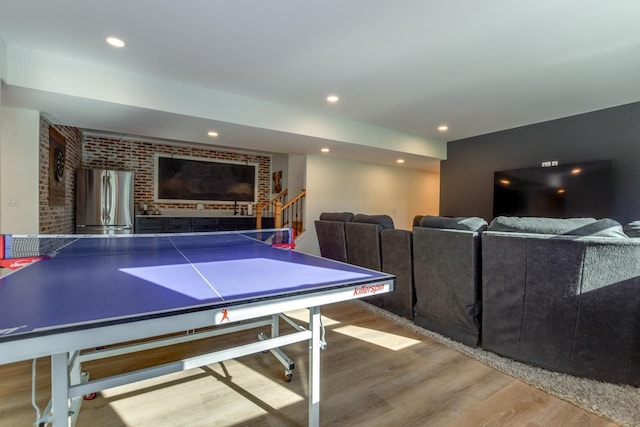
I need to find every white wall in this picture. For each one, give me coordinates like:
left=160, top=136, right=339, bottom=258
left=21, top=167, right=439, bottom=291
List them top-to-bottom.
left=0, top=37, right=7, bottom=80
left=0, top=107, right=40, bottom=234
left=268, top=153, right=307, bottom=201
left=271, top=153, right=288, bottom=195
left=288, top=154, right=306, bottom=196
left=295, top=155, right=439, bottom=255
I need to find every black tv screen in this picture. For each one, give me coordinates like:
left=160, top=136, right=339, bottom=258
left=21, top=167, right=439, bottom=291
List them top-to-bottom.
left=156, top=155, right=256, bottom=202
left=493, top=160, right=612, bottom=219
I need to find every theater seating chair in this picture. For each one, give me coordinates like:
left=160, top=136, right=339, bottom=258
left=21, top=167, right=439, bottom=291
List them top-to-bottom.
left=314, top=212, right=354, bottom=262
left=412, top=215, right=488, bottom=347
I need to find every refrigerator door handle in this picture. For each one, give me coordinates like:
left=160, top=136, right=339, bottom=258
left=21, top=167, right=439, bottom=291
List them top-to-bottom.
left=101, top=172, right=107, bottom=224
left=104, top=173, right=113, bottom=223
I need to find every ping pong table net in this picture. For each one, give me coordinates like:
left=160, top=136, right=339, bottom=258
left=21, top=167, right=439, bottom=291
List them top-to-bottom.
left=0, top=229, right=295, bottom=270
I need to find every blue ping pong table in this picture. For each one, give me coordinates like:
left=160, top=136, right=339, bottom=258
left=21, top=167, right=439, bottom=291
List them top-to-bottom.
left=0, top=229, right=394, bottom=426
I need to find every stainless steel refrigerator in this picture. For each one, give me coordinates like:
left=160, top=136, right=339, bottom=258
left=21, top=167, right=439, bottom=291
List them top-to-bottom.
left=75, top=168, right=134, bottom=234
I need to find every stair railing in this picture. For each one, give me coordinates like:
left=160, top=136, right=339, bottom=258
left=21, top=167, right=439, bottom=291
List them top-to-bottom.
left=256, top=189, right=306, bottom=237
left=256, top=189, right=287, bottom=229
left=275, top=189, right=306, bottom=237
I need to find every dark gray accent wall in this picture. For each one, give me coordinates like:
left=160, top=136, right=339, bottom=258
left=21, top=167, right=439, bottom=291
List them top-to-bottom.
left=440, top=102, right=640, bottom=224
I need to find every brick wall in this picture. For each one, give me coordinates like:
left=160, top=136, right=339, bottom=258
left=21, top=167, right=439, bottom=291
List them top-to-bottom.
left=39, top=117, right=83, bottom=234
left=38, top=120, right=272, bottom=233
left=82, top=135, right=271, bottom=213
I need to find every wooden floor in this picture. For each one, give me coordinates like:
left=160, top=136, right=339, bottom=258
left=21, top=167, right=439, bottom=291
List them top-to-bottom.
left=0, top=301, right=619, bottom=427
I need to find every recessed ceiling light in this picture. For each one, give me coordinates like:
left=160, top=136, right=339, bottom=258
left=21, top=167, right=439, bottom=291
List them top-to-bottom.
left=106, top=37, right=125, bottom=48
left=326, top=95, right=339, bottom=103
left=438, top=125, right=448, bottom=132
left=207, top=131, right=219, bottom=137
left=321, top=147, right=330, bottom=153
left=396, top=159, right=405, bottom=164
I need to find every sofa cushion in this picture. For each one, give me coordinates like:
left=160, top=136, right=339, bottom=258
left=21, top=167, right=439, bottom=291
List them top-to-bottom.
left=318, top=212, right=354, bottom=222
left=352, top=214, right=394, bottom=230
left=412, top=215, right=424, bottom=227
left=419, top=215, right=488, bottom=232
left=488, top=216, right=627, bottom=238
left=624, top=220, right=640, bottom=238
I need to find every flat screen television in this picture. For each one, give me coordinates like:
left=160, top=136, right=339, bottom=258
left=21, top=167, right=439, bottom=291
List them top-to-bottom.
left=155, top=155, right=257, bottom=203
left=493, top=160, right=612, bottom=219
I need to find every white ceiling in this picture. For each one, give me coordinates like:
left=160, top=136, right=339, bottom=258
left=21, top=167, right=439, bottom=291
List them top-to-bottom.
left=1, top=0, right=640, bottom=171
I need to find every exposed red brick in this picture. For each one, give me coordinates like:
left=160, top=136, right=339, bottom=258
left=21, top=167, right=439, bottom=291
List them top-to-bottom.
left=38, top=117, right=272, bottom=234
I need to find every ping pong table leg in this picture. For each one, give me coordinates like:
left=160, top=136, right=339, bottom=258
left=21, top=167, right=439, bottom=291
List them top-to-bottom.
left=308, top=306, right=321, bottom=427
left=271, top=313, right=280, bottom=338
left=258, top=314, right=295, bottom=382
left=51, top=353, right=70, bottom=426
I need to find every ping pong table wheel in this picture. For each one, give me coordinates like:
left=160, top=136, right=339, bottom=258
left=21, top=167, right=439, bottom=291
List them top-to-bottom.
left=285, top=373, right=293, bottom=383
left=83, top=392, right=97, bottom=400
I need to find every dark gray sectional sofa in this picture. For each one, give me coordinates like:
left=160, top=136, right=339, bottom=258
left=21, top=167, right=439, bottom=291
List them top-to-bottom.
left=315, top=212, right=640, bottom=385
left=482, top=216, right=640, bottom=385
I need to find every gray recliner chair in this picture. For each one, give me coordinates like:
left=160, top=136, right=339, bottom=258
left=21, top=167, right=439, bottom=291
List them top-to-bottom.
left=314, top=212, right=354, bottom=262
left=342, top=214, right=414, bottom=318
left=345, top=214, right=394, bottom=308
left=345, top=214, right=394, bottom=269
left=413, top=215, right=488, bottom=347
left=482, top=216, right=640, bottom=385
left=381, top=229, right=415, bottom=319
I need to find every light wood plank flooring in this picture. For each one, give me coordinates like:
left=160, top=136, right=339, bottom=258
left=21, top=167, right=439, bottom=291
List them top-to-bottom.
left=0, top=301, right=619, bottom=426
